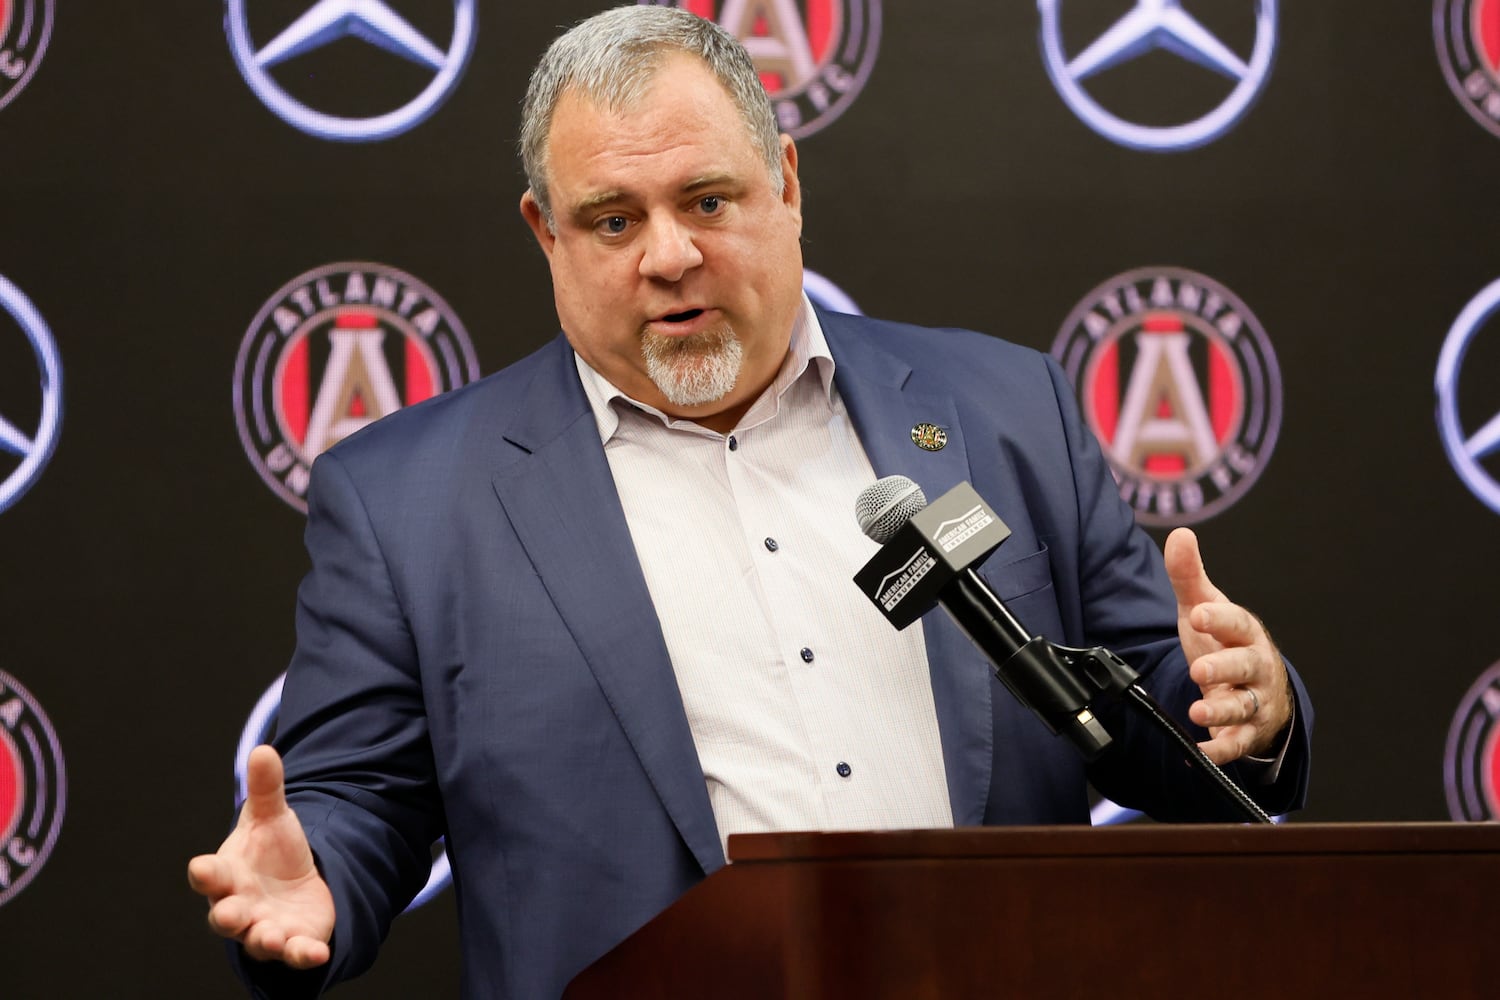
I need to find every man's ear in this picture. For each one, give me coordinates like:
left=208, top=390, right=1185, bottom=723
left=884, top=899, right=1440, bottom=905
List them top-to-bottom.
left=779, top=135, right=802, bottom=231
left=520, top=189, right=556, bottom=258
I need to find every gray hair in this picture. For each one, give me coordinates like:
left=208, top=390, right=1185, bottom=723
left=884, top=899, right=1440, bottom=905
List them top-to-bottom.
left=520, top=5, right=783, bottom=230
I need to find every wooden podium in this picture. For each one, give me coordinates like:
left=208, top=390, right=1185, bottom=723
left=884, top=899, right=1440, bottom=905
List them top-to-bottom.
left=566, top=823, right=1500, bottom=998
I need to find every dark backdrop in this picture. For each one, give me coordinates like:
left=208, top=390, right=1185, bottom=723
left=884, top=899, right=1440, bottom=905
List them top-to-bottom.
left=3, top=2, right=1497, bottom=996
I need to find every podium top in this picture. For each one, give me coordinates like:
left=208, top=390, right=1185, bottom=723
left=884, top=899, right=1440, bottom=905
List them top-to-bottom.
left=726, top=821, right=1500, bottom=863
left=571, top=822, right=1500, bottom=999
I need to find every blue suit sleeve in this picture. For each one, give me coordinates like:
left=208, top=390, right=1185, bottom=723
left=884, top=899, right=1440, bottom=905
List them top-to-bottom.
left=232, top=449, right=445, bottom=993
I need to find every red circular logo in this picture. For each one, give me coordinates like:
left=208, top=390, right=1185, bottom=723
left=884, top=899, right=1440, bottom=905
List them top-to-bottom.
left=644, top=0, right=881, bottom=137
left=1436, top=0, right=1500, bottom=139
left=0, top=1, right=54, bottom=113
left=233, top=263, right=480, bottom=512
left=1051, top=267, right=1283, bottom=527
left=1445, top=661, right=1500, bottom=820
left=0, top=670, right=65, bottom=908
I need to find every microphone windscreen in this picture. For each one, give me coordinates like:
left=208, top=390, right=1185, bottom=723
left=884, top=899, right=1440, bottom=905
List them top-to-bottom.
left=855, top=475, right=928, bottom=544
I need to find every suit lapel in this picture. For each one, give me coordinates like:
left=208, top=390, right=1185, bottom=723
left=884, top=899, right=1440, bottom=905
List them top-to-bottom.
left=820, top=310, right=995, bottom=825
left=486, top=317, right=999, bottom=845
left=488, top=339, right=723, bottom=872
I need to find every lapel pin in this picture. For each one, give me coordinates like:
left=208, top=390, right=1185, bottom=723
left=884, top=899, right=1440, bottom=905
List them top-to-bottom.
left=911, top=423, right=948, bottom=452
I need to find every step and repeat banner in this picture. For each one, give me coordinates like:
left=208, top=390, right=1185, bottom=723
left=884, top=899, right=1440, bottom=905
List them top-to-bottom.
left=4, top=2, right=1500, bottom=995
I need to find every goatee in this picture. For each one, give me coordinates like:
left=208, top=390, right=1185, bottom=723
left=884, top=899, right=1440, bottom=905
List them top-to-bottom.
left=640, top=322, right=744, bottom=407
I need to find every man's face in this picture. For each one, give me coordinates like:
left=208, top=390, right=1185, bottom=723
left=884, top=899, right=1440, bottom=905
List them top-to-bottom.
left=521, top=54, right=804, bottom=432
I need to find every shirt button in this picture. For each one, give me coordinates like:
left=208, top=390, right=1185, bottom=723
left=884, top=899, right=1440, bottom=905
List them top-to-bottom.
left=727, top=435, right=738, bottom=451
left=764, top=537, right=779, bottom=552
left=799, top=647, right=814, bottom=663
left=836, top=762, right=852, bottom=778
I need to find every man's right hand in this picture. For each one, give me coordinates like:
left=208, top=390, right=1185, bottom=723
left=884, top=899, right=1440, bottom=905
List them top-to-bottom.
left=187, top=744, right=335, bottom=969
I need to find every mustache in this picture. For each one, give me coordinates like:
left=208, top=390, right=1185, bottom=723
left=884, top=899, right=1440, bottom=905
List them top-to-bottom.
left=639, top=324, right=735, bottom=357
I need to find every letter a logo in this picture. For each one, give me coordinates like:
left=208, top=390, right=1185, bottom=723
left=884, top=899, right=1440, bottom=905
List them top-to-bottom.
left=643, top=0, right=881, bottom=138
left=721, top=0, right=819, bottom=92
left=1111, top=315, right=1222, bottom=476
left=302, top=316, right=406, bottom=455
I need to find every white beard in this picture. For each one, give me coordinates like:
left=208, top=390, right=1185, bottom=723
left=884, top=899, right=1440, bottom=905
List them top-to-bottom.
left=640, top=323, right=744, bottom=407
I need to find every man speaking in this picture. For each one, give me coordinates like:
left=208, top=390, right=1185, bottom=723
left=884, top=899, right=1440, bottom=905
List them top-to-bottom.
left=189, top=6, right=1311, bottom=998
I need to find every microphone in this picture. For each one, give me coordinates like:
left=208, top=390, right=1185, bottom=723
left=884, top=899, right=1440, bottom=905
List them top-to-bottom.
left=853, top=476, right=1138, bottom=761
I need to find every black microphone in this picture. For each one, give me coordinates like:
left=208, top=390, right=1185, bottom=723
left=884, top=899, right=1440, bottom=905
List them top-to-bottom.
left=853, top=476, right=1138, bottom=761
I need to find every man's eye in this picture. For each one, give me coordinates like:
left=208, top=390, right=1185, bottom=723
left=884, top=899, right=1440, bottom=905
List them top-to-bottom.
left=698, top=196, right=723, bottom=214
left=598, top=216, right=628, bottom=235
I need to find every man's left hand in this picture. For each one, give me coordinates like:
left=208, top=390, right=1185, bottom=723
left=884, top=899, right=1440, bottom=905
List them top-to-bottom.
left=1163, top=527, right=1291, bottom=764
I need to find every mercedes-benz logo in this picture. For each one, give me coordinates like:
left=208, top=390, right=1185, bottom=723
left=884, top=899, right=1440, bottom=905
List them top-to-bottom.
left=224, top=0, right=477, bottom=142
left=1038, top=0, right=1277, bottom=151
left=803, top=269, right=862, bottom=316
left=0, top=274, right=62, bottom=515
left=1437, top=278, right=1500, bottom=514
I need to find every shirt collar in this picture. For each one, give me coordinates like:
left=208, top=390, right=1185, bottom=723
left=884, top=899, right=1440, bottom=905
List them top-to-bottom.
left=575, top=293, right=836, bottom=443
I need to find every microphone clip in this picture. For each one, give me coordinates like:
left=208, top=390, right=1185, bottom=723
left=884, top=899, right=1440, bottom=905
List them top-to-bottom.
left=940, top=566, right=1137, bottom=761
left=992, top=635, right=1139, bottom=762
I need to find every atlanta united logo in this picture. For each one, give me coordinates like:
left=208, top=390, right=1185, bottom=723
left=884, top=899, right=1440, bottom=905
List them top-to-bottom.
left=0, top=0, right=53, bottom=112
left=642, top=0, right=881, bottom=137
left=1434, top=0, right=1500, bottom=138
left=233, top=263, right=480, bottom=512
left=1051, top=267, right=1282, bottom=526
left=1445, top=661, right=1500, bottom=820
left=0, top=670, right=65, bottom=908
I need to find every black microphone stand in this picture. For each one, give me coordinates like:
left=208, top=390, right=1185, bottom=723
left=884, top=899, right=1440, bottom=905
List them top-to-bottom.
left=943, top=568, right=1273, bottom=825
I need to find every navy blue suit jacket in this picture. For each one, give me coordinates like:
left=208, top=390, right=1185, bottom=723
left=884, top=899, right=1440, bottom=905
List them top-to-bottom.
left=242, top=310, right=1311, bottom=998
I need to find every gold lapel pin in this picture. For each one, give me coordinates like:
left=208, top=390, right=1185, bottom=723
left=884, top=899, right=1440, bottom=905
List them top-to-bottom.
left=911, top=423, right=948, bottom=452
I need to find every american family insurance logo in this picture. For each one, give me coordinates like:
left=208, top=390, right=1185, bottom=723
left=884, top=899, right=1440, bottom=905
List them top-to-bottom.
left=225, top=0, right=476, bottom=141
left=643, top=0, right=881, bottom=138
left=1038, top=0, right=1276, bottom=151
left=233, top=262, right=479, bottom=512
left=1052, top=267, right=1282, bottom=526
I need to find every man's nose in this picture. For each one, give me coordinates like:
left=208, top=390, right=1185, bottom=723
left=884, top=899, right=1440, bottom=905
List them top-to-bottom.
left=638, top=216, right=703, bottom=282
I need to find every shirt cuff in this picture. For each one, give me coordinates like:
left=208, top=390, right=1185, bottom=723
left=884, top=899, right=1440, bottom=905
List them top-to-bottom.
left=1239, top=691, right=1296, bottom=785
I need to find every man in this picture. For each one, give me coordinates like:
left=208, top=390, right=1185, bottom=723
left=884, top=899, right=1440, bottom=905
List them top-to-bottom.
left=189, top=7, right=1311, bottom=998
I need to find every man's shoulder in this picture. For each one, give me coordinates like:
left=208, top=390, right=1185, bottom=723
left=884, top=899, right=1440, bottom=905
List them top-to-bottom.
left=818, top=309, right=1057, bottom=384
left=322, top=333, right=572, bottom=467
